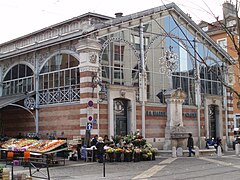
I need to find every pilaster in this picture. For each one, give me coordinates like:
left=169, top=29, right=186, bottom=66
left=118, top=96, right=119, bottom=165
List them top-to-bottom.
left=76, top=38, right=102, bottom=136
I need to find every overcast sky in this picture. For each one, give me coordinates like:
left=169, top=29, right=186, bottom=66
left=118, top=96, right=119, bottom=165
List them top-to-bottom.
left=0, top=0, right=226, bottom=44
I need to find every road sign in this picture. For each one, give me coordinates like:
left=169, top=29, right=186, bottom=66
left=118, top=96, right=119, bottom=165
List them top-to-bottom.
left=88, top=100, right=94, bottom=107
left=87, top=107, right=93, bottom=122
left=88, top=115, right=93, bottom=121
left=92, top=119, right=97, bottom=124
left=86, top=122, right=93, bottom=130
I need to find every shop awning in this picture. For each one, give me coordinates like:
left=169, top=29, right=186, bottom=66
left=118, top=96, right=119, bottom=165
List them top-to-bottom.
left=0, top=92, right=35, bottom=109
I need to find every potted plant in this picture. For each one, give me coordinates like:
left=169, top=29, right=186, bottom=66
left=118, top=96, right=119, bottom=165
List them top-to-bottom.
left=114, top=147, right=124, bottom=162
left=105, top=148, right=115, bottom=162
left=133, top=148, right=142, bottom=162
left=150, top=148, right=157, bottom=160
left=124, top=149, right=133, bottom=162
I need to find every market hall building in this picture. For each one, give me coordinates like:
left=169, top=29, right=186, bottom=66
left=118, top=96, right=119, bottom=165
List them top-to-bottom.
left=0, top=3, right=235, bottom=149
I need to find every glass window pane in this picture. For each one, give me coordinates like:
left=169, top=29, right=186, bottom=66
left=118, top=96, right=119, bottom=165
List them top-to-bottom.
left=60, top=54, right=68, bottom=69
left=50, top=55, right=61, bottom=71
left=69, top=55, right=79, bottom=67
left=41, top=61, right=49, bottom=73
left=19, top=64, right=25, bottom=78
left=12, top=65, right=18, bottom=79
left=26, top=66, right=33, bottom=76
left=71, top=69, right=78, bottom=85
left=4, top=70, right=11, bottom=81
left=65, top=70, right=70, bottom=86
left=60, top=71, right=64, bottom=87
left=54, top=72, right=59, bottom=87
left=49, top=73, right=53, bottom=88
left=44, top=74, right=48, bottom=89
left=39, top=75, right=43, bottom=90
left=27, top=78, right=33, bottom=92
left=22, top=79, right=27, bottom=93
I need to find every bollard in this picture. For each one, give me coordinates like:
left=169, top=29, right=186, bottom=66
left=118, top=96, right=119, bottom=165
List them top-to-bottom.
left=224, top=143, right=228, bottom=152
left=236, top=144, right=240, bottom=156
left=172, top=146, right=176, bottom=158
left=217, top=146, right=222, bottom=157
left=195, top=147, right=199, bottom=158
left=103, top=153, right=106, bottom=177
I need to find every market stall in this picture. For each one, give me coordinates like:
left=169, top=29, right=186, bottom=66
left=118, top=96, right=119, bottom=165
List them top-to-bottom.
left=0, top=138, right=68, bottom=166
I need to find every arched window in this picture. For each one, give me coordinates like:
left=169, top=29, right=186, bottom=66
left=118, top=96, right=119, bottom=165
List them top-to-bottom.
left=39, top=53, right=80, bottom=105
left=3, top=64, right=34, bottom=96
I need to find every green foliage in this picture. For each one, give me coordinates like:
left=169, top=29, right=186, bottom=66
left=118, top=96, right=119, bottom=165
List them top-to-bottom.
left=123, top=133, right=133, bottom=144
left=111, top=135, right=122, bottom=145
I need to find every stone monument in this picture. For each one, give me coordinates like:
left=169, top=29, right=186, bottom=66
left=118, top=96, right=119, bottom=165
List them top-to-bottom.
left=163, top=88, right=190, bottom=150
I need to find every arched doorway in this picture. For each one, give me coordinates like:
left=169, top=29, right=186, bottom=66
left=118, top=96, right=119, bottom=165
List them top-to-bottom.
left=114, top=98, right=129, bottom=136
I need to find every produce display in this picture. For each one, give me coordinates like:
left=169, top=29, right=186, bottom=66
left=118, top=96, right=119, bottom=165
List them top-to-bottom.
left=0, top=138, right=66, bottom=153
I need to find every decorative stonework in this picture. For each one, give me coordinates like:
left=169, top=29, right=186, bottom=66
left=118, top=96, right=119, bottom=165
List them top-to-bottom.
left=0, top=19, right=93, bottom=55
left=37, top=51, right=50, bottom=69
left=89, top=52, right=98, bottom=63
left=22, top=53, right=34, bottom=66
left=2, top=59, right=14, bottom=77
left=227, top=65, right=234, bottom=86
left=165, top=88, right=187, bottom=100
left=120, top=89, right=126, bottom=98
left=171, top=125, right=188, bottom=139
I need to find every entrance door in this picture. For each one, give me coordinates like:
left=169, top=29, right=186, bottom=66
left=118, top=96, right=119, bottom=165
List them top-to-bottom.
left=114, top=99, right=128, bottom=136
left=209, top=105, right=218, bottom=139
left=116, top=116, right=127, bottom=135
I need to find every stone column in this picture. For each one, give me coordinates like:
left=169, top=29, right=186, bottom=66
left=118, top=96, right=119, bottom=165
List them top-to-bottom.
left=76, top=38, right=101, bottom=136
left=163, top=89, right=186, bottom=150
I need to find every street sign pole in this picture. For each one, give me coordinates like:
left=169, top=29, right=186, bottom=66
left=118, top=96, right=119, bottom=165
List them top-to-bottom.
left=103, top=153, right=106, bottom=177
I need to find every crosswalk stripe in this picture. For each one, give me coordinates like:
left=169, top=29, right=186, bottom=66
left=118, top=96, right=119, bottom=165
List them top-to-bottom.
left=159, top=157, right=176, bottom=165
left=199, top=157, right=232, bottom=166
left=132, top=158, right=177, bottom=179
left=132, top=165, right=166, bottom=179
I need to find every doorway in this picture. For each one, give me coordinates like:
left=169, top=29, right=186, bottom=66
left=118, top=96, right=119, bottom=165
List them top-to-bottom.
left=114, top=98, right=128, bottom=136
left=208, top=105, right=219, bottom=139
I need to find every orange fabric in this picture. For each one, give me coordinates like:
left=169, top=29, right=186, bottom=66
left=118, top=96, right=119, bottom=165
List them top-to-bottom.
left=7, top=151, right=14, bottom=158
left=24, top=151, right=30, bottom=159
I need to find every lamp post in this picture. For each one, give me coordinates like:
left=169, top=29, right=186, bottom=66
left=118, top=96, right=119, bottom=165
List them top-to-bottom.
left=139, top=22, right=146, bottom=138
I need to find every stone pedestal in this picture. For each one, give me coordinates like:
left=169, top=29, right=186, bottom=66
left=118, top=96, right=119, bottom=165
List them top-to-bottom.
left=163, top=89, right=187, bottom=150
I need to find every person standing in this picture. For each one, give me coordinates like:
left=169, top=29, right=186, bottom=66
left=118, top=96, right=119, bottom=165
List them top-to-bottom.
left=187, top=133, right=195, bottom=157
left=90, top=135, right=98, bottom=146
left=96, top=137, right=105, bottom=163
left=216, top=137, right=223, bottom=153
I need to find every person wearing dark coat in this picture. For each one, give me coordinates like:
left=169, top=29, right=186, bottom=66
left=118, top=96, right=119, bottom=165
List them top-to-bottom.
left=187, top=133, right=195, bottom=157
left=90, top=135, right=98, bottom=146
left=96, top=137, right=105, bottom=163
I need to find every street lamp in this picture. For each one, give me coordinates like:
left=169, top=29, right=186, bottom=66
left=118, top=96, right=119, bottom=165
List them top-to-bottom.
left=98, top=84, right=107, bottom=101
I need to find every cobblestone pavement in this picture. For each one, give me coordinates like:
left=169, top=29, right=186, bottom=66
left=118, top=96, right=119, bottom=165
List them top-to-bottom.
left=7, top=150, right=240, bottom=180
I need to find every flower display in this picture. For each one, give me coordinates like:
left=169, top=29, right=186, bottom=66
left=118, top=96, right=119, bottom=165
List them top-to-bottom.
left=114, top=147, right=124, bottom=153
left=105, top=148, right=115, bottom=153
left=134, top=148, right=142, bottom=154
